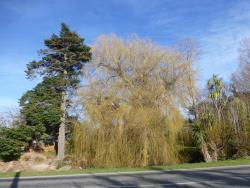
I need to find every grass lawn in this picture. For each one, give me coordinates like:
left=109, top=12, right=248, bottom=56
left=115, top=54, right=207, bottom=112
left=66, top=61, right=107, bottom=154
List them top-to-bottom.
left=0, top=158, right=250, bottom=178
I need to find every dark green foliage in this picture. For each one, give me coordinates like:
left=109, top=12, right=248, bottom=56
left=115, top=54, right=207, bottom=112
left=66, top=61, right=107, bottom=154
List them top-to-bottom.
left=23, top=22, right=92, bottom=141
left=23, top=23, right=92, bottom=158
left=25, top=23, right=92, bottom=90
left=20, top=77, right=63, bottom=137
left=0, top=125, right=41, bottom=161
left=2, top=126, right=31, bottom=144
left=0, top=138, right=23, bottom=161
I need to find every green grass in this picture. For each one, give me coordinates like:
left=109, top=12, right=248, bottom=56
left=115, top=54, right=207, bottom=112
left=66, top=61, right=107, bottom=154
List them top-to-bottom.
left=1, top=158, right=250, bottom=178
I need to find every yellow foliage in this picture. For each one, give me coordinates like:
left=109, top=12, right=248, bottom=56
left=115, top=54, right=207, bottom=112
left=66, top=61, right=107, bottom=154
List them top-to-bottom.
left=70, top=35, right=196, bottom=167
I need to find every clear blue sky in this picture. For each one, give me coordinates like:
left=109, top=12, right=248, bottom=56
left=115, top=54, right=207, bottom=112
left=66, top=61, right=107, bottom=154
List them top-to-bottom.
left=0, top=0, right=250, bottom=112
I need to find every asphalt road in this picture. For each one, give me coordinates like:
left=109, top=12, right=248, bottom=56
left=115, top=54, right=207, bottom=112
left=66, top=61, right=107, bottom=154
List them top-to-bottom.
left=0, top=165, right=250, bottom=188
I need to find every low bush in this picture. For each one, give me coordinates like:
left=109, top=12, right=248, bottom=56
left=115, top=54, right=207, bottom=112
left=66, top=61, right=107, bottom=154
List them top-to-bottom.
left=0, top=125, right=43, bottom=161
left=0, top=138, right=25, bottom=161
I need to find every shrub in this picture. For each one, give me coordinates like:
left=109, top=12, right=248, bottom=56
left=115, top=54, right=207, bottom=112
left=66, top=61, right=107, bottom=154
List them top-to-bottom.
left=0, top=125, right=43, bottom=161
left=2, top=126, right=32, bottom=144
left=0, top=138, right=25, bottom=161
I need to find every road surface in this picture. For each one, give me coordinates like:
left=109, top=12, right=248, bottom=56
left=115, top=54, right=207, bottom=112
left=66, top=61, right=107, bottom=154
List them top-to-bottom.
left=0, top=165, right=250, bottom=188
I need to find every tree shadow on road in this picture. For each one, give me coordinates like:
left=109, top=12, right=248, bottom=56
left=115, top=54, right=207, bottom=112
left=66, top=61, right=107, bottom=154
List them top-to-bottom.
left=9, top=172, right=20, bottom=188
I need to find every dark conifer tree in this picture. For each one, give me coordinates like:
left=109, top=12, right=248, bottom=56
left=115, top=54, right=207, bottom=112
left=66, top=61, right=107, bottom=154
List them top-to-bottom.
left=25, top=23, right=91, bottom=159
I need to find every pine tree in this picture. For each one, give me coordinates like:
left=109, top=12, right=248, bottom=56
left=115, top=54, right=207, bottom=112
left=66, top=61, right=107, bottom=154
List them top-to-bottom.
left=25, top=23, right=91, bottom=160
left=19, top=76, right=63, bottom=139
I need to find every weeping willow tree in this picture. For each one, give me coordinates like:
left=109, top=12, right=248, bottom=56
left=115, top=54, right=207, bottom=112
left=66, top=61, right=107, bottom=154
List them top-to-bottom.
left=71, top=35, right=197, bottom=168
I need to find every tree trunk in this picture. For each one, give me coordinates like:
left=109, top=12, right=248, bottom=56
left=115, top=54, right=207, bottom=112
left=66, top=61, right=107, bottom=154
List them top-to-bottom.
left=57, top=91, right=66, bottom=160
left=209, top=141, right=218, bottom=161
left=201, top=142, right=212, bottom=162
left=212, top=149, right=218, bottom=161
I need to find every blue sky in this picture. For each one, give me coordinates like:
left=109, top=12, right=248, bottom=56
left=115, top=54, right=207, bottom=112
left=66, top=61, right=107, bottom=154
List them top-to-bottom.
left=0, top=0, right=250, bottom=112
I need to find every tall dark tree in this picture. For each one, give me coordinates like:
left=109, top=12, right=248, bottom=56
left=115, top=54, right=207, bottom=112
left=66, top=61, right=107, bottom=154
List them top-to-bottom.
left=25, top=23, right=92, bottom=160
left=20, top=77, right=63, bottom=139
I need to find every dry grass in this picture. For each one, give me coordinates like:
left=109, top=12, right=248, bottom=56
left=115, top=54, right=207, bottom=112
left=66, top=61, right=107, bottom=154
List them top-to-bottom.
left=0, top=150, right=56, bottom=172
left=20, top=151, right=47, bottom=164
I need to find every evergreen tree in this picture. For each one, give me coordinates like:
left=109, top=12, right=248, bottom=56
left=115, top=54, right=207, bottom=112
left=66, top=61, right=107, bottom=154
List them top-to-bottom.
left=25, top=23, right=91, bottom=160
left=20, top=77, right=63, bottom=139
